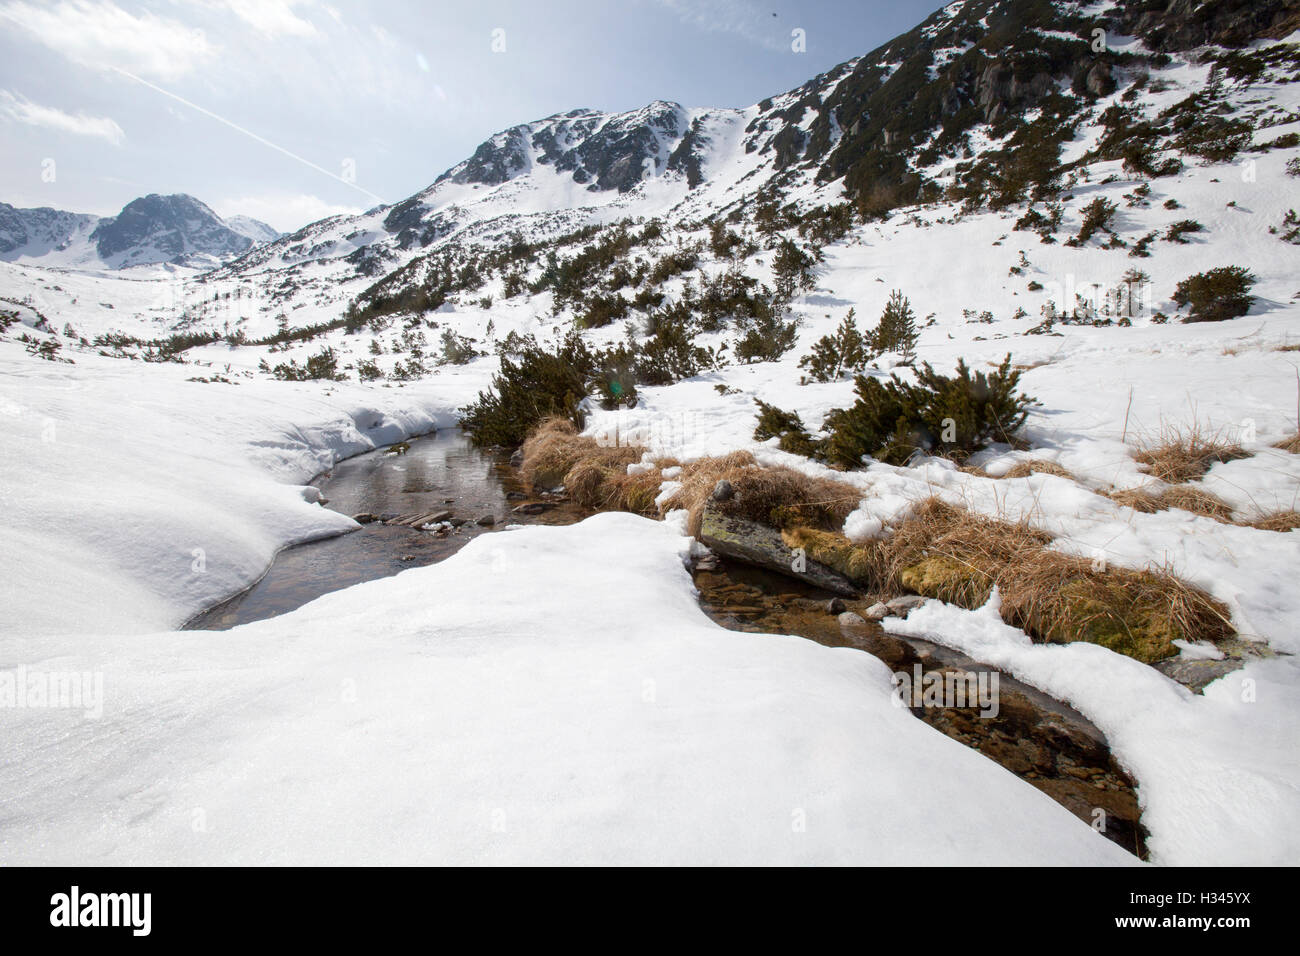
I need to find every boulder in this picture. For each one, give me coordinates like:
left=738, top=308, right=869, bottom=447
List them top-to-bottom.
left=696, top=502, right=858, bottom=597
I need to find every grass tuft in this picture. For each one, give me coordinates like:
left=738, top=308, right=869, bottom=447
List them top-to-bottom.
left=520, top=417, right=642, bottom=489
left=1132, top=423, right=1249, bottom=483
left=661, top=455, right=861, bottom=537
left=1001, top=459, right=1076, bottom=480
left=1107, top=485, right=1235, bottom=522
left=1247, top=510, right=1300, bottom=532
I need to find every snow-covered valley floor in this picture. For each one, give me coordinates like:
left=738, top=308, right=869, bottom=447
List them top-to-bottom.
left=1, top=327, right=1297, bottom=865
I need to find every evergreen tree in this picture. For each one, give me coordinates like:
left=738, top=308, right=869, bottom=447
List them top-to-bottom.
left=771, top=238, right=816, bottom=304
left=874, top=290, right=918, bottom=362
left=798, top=308, right=870, bottom=383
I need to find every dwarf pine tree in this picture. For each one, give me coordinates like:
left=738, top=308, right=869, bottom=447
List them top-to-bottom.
left=771, top=238, right=816, bottom=304
left=874, top=291, right=918, bottom=362
left=798, top=308, right=871, bottom=383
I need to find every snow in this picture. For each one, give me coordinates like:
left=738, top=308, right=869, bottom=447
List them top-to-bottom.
left=2, top=13, right=1299, bottom=864
left=0, top=343, right=466, bottom=635
left=0, top=513, right=1133, bottom=865
left=883, top=593, right=1300, bottom=866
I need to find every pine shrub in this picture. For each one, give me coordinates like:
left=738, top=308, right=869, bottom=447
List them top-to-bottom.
left=1172, top=266, right=1257, bottom=323
left=460, top=332, right=595, bottom=447
left=821, top=355, right=1036, bottom=467
left=753, top=400, right=821, bottom=457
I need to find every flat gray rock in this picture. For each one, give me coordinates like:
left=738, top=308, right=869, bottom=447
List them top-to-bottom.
left=697, top=502, right=858, bottom=597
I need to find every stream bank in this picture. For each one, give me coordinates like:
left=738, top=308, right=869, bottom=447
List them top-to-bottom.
left=185, top=426, right=1147, bottom=857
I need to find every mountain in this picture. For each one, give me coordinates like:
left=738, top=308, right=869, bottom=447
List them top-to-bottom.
left=213, top=0, right=1300, bottom=287
left=0, top=194, right=279, bottom=270
left=0, top=204, right=98, bottom=260
left=224, top=215, right=282, bottom=245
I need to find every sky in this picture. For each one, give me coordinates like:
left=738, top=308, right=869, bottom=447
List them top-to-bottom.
left=0, top=0, right=942, bottom=233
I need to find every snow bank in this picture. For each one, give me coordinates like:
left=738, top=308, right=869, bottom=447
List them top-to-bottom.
left=0, top=344, right=466, bottom=635
left=0, top=513, right=1133, bottom=866
left=884, top=594, right=1300, bottom=866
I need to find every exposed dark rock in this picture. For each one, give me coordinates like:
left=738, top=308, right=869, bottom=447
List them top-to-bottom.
left=1111, top=0, right=1300, bottom=52
left=976, top=60, right=1054, bottom=123
left=91, top=193, right=254, bottom=266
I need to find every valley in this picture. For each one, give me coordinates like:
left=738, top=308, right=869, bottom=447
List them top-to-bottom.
left=2, top=0, right=1298, bottom=867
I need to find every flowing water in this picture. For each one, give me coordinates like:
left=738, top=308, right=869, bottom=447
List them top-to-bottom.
left=184, top=426, right=1145, bottom=856
left=185, top=428, right=585, bottom=630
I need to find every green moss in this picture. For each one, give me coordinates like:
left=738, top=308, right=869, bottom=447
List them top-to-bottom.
left=781, top=527, right=880, bottom=587
left=899, top=555, right=994, bottom=608
left=1044, top=579, right=1179, bottom=663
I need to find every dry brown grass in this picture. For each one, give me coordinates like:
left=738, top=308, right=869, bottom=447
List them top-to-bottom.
left=520, top=417, right=642, bottom=489
left=512, top=421, right=1235, bottom=662
left=1132, top=424, right=1250, bottom=483
left=1274, top=434, right=1300, bottom=455
left=660, top=453, right=861, bottom=537
left=563, top=457, right=662, bottom=514
left=1002, top=459, right=1076, bottom=480
left=1106, top=485, right=1235, bottom=523
left=1159, top=486, right=1236, bottom=522
left=779, top=497, right=1231, bottom=662
left=882, top=498, right=1051, bottom=586
left=891, top=498, right=1230, bottom=660
left=1247, top=510, right=1300, bottom=532
left=998, top=553, right=1232, bottom=662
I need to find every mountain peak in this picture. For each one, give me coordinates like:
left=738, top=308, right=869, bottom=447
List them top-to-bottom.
left=1, top=193, right=279, bottom=270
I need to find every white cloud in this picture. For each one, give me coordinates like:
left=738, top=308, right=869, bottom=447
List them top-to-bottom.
left=0, top=0, right=214, bottom=79
left=212, top=0, right=318, bottom=39
left=655, top=0, right=787, bottom=52
left=0, top=90, right=125, bottom=144
left=213, top=193, right=360, bottom=233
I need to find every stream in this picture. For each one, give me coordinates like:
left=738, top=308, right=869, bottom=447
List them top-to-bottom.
left=186, top=427, right=1146, bottom=858
left=185, top=429, right=586, bottom=630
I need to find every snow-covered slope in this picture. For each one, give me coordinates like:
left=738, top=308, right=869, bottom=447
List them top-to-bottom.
left=223, top=215, right=281, bottom=246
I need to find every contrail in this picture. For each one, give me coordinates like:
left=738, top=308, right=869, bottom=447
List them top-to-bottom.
left=111, top=66, right=387, bottom=205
